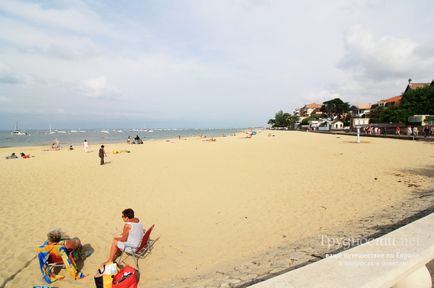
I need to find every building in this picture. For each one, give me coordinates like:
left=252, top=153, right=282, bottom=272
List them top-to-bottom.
left=372, top=78, right=433, bottom=110
left=404, top=78, right=434, bottom=94
left=371, top=96, right=401, bottom=109
left=383, top=96, right=402, bottom=108
left=299, top=103, right=322, bottom=117
left=351, top=104, right=371, bottom=117
left=408, top=115, right=432, bottom=126
left=330, top=120, right=344, bottom=130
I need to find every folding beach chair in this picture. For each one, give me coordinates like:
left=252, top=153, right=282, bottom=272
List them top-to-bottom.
left=119, top=224, right=158, bottom=269
left=36, top=241, right=85, bottom=284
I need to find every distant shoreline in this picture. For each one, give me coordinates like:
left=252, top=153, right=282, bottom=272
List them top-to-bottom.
left=0, top=127, right=248, bottom=148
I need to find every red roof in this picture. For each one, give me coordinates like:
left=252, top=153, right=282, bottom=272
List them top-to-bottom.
left=383, top=96, right=402, bottom=104
left=304, top=103, right=322, bottom=109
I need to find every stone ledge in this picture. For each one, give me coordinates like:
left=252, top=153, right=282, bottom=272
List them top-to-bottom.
left=248, top=213, right=434, bottom=288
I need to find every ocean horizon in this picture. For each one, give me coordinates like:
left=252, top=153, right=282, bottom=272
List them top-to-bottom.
left=0, top=127, right=249, bottom=148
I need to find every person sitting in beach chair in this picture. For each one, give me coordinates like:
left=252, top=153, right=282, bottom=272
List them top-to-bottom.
left=105, top=208, right=144, bottom=263
left=36, top=229, right=85, bottom=284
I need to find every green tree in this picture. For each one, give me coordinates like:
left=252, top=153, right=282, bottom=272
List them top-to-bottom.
left=400, top=85, right=434, bottom=116
left=320, top=98, right=350, bottom=120
left=368, top=106, right=384, bottom=123
left=380, top=106, right=404, bottom=123
left=268, top=110, right=299, bottom=128
left=424, top=116, right=434, bottom=125
left=301, top=118, right=310, bottom=125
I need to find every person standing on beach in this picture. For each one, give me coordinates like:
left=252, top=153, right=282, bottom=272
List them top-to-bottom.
left=83, top=139, right=89, bottom=153
left=99, top=145, right=107, bottom=165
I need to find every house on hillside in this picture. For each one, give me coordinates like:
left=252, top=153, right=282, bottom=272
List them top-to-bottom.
left=371, top=78, right=433, bottom=109
left=404, top=78, right=434, bottom=93
left=372, top=95, right=402, bottom=109
left=383, top=96, right=402, bottom=108
left=299, top=103, right=322, bottom=117
left=351, top=104, right=371, bottom=117
left=330, top=120, right=344, bottom=130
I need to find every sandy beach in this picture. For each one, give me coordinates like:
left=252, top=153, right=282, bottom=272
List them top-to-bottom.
left=1, top=131, right=434, bottom=288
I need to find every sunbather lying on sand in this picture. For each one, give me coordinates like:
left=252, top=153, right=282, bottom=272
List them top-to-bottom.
left=5, top=153, right=18, bottom=159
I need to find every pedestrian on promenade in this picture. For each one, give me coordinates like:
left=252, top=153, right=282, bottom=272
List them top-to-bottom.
left=395, top=126, right=400, bottom=136
left=413, top=126, right=419, bottom=136
left=423, top=126, right=430, bottom=137
left=99, top=145, right=107, bottom=165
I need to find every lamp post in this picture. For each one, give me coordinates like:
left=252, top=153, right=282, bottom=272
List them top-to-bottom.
left=356, top=125, right=361, bottom=143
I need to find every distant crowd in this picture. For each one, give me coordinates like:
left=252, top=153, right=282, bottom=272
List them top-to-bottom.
left=363, top=125, right=433, bottom=137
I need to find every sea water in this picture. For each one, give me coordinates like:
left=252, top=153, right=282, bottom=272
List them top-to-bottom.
left=0, top=128, right=245, bottom=148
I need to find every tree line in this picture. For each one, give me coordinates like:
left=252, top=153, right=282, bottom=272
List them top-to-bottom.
left=268, top=85, right=434, bottom=128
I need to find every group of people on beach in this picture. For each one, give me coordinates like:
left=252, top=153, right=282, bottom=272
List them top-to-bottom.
left=127, top=135, right=143, bottom=144
left=5, top=152, right=31, bottom=159
left=44, top=208, right=145, bottom=270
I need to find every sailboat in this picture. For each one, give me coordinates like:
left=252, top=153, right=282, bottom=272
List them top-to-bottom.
left=11, top=121, right=29, bottom=136
left=49, top=124, right=55, bottom=134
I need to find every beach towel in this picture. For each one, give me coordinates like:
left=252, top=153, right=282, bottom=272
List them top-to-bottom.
left=36, top=241, right=85, bottom=284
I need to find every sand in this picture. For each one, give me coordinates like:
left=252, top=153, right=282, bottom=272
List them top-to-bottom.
left=1, top=131, right=434, bottom=288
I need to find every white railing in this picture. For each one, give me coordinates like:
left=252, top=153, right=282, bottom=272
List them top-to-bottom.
left=248, top=213, right=434, bottom=288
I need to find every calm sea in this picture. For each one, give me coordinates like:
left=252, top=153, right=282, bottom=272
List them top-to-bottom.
left=0, top=128, right=245, bottom=148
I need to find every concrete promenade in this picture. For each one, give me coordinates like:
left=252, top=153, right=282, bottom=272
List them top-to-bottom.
left=248, top=213, right=434, bottom=288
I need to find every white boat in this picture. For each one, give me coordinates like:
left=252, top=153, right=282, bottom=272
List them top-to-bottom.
left=11, top=122, right=29, bottom=136
left=48, top=124, right=55, bottom=134
left=101, top=129, right=110, bottom=134
left=11, top=130, right=28, bottom=136
left=56, top=130, right=67, bottom=134
left=70, top=130, right=78, bottom=133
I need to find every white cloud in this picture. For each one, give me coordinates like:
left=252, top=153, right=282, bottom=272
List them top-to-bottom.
left=0, top=1, right=111, bottom=36
left=1, top=1, right=434, bottom=128
left=338, top=26, right=434, bottom=81
left=0, top=62, right=28, bottom=84
left=79, top=76, right=120, bottom=99
left=0, top=96, right=10, bottom=102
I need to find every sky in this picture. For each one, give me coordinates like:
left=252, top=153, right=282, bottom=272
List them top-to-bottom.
left=0, top=0, right=434, bottom=129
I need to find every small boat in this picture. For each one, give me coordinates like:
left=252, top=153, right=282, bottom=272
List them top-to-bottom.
left=11, top=122, right=30, bottom=136
left=48, top=124, right=55, bottom=134
left=11, top=130, right=29, bottom=136
left=100, top=130, right=110, bottom=134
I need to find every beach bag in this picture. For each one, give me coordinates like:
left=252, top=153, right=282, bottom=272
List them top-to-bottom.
left=94, top=262, right=119, bottom=288
left=112, top=265, right=137, bottom=288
